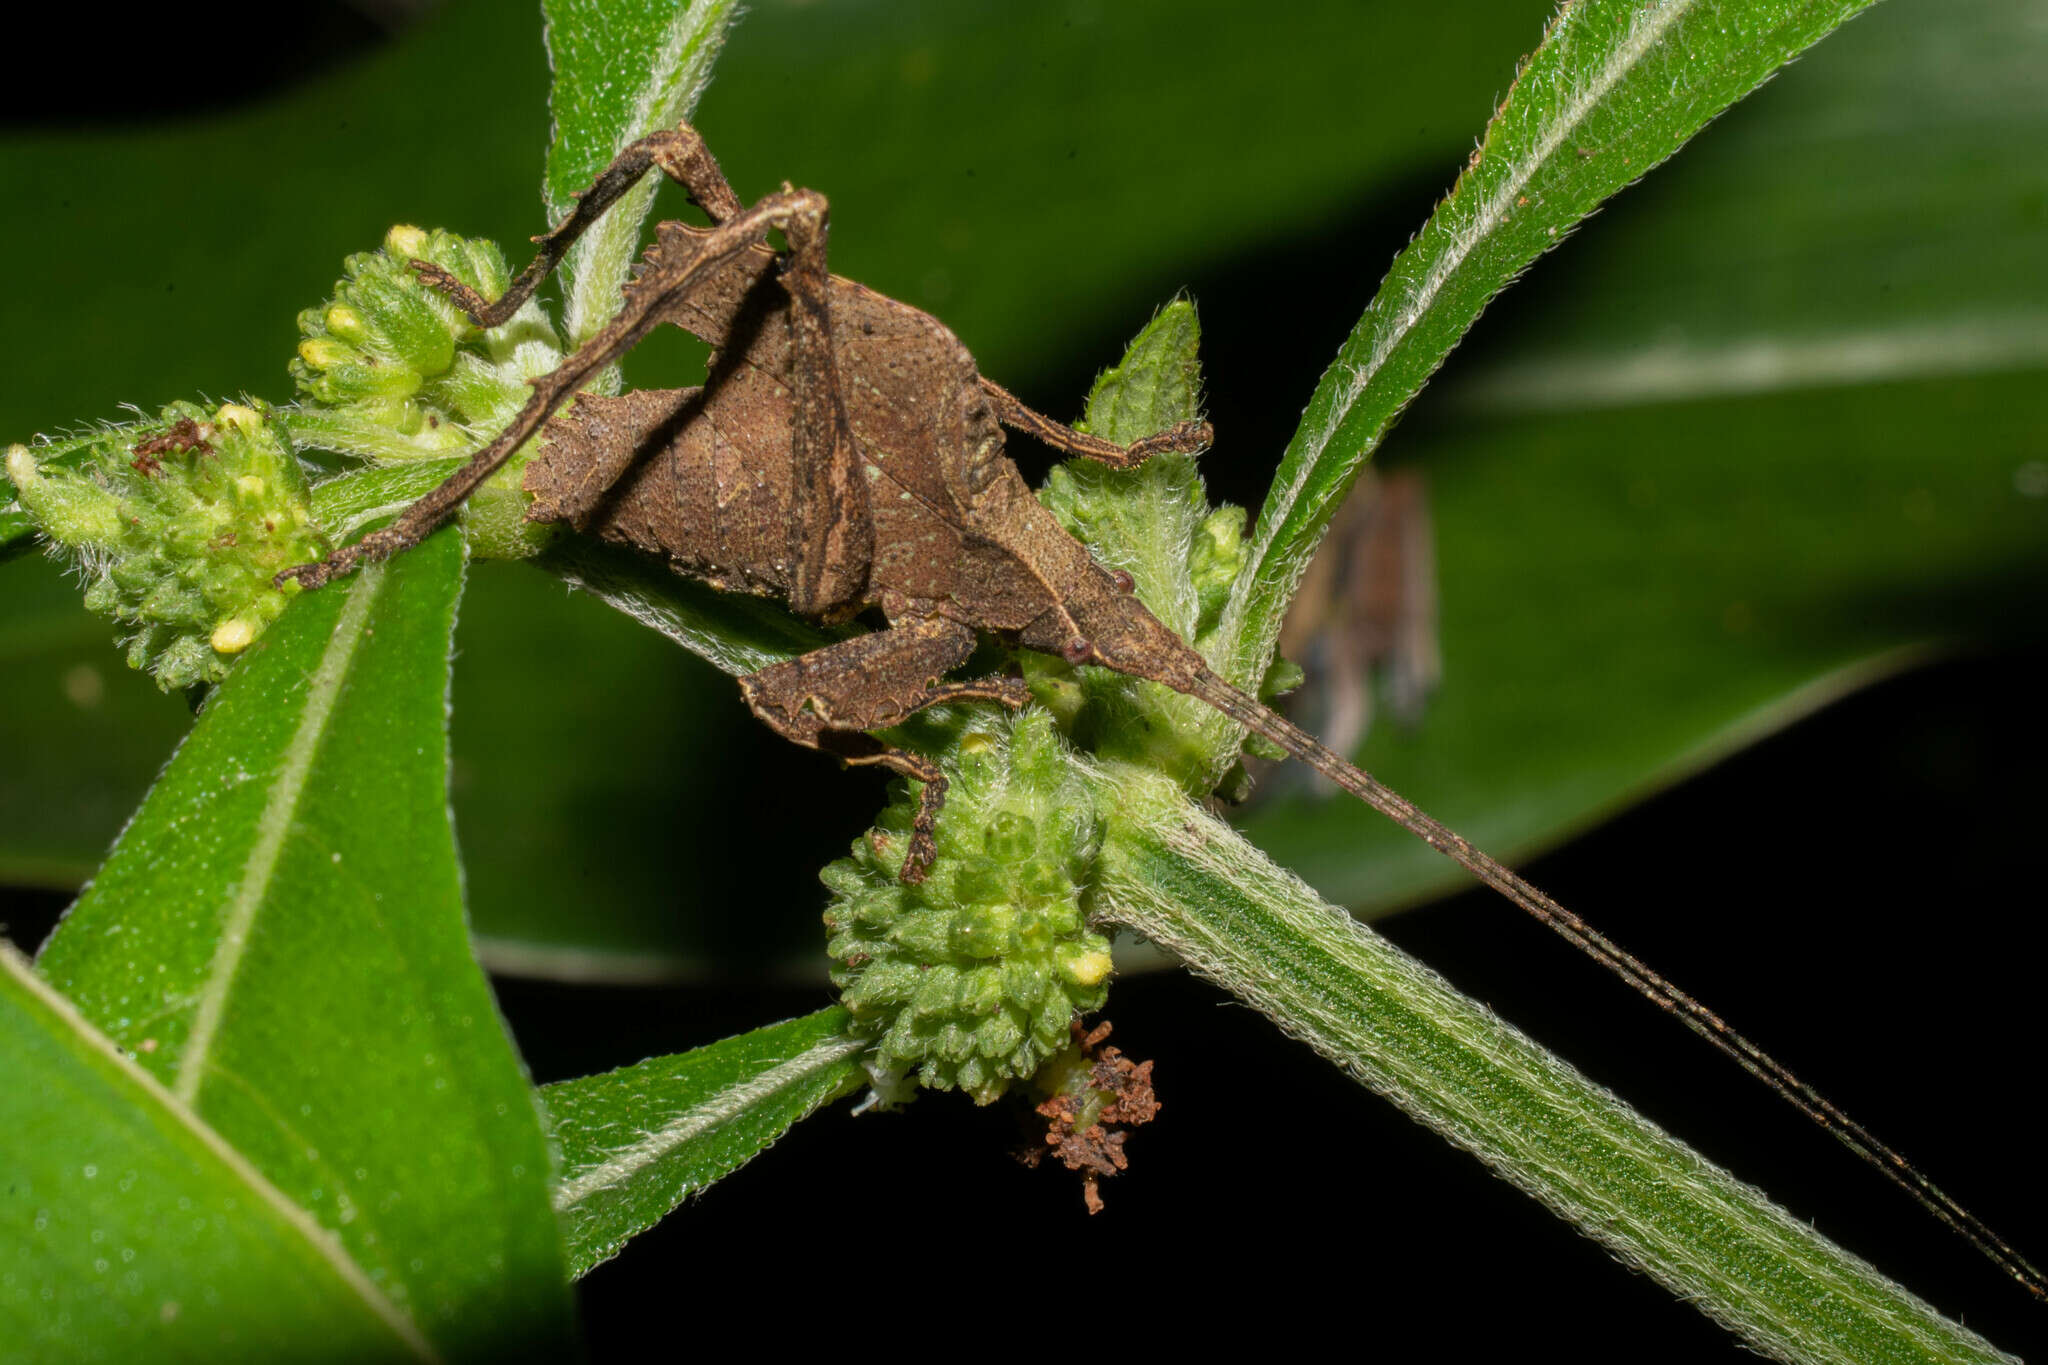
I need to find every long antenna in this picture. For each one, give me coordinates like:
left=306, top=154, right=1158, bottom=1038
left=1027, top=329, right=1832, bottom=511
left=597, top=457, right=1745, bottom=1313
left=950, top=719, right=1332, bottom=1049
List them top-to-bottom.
left=1182, top=665, right=2048, bottom=1304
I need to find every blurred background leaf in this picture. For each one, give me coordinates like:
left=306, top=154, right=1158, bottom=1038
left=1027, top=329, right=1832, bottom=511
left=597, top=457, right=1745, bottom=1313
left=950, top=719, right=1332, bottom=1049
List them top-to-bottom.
left=2, top=0, right=2041, bottom=981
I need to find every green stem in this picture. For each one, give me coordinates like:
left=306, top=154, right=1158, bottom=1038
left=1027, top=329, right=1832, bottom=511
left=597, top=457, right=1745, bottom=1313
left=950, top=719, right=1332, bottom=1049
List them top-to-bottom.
left=1091, top=764, right=2014, bottom=1365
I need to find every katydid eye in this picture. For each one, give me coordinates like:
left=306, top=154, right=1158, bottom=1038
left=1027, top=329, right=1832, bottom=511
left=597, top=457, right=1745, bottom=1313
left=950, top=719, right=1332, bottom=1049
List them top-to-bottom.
left=1110, top=568, right=1135, bottom=594
left=1062, top=637, right=1092, bottom=665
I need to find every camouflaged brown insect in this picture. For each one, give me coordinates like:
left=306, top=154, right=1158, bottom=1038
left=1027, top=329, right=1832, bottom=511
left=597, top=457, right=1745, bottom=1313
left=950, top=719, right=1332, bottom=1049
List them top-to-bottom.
left=281, top=120, right=1222, bottom=882
left=274, top=122, right=2048, bottom=1301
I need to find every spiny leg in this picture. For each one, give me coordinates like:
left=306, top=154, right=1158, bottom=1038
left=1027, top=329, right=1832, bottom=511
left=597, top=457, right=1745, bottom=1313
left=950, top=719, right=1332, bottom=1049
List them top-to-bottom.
left=414, top=121, right=746, bottom=329
left=279, top=185, right=842, bottom=591
left=979, top=377, right=1212, bottom=469
left=738, top=616, right=1028, bottom=882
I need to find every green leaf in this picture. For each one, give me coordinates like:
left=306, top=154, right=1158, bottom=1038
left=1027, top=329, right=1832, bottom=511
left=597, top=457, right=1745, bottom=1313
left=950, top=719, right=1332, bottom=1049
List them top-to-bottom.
left=544, top=0, right=742, bottom=351
left=1217, top=0, right=1883, bottom=695
left=1234, top=0, right=2048, bottom=912
left=1063, top=300, right=1211, bottom=641
left=1035, top=302, right=1242, bottom=790
left=306, top=455, right=469, bottom=542
left=32, top=530, right=576, bottom=1359
left=0, top=943, right=429, bottom=1362
left=543, top=1007, right=864, bottom=1277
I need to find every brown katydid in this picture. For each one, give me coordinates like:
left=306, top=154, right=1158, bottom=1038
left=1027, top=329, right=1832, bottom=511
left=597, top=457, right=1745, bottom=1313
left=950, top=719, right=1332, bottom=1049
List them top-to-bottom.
left=279, top=120, right=2044, bottom=1302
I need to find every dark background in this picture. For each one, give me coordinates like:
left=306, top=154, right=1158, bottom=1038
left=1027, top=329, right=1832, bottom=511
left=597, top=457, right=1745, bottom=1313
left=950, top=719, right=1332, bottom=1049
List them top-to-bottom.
left=3, top=3, right=2042, bottom=1360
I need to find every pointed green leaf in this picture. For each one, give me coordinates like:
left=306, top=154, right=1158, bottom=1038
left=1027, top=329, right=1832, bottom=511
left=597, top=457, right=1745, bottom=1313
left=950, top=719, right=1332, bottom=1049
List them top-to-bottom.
left=544, top=0, right=742, bottom=350
left=1219, top=0, right=1885, bottom=692
left=1236, top=0, right=2048, bottom=912
left=1064, top=300, right=1210, bottom=641
left=1037, top=302, right=1242, bottom=790
left=3, top=431, right=128, bottom=558
left=306, top=456, right=469, bottom=545
left=33, top=530, right=575, bottom=1359
left=1, top=943, right=429, bottom=1363
left=544, top=1007, right=865, bottom=1276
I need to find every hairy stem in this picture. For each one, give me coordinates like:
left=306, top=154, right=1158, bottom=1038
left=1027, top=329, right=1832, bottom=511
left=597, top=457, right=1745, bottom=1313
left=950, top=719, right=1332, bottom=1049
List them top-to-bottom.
left=1090, top=764, right=2013, bottom=1365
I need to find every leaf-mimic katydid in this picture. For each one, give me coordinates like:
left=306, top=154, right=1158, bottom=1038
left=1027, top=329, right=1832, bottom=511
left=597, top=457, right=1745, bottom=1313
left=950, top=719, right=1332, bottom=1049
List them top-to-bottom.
left=281, top=120, right=2045, bottom=1303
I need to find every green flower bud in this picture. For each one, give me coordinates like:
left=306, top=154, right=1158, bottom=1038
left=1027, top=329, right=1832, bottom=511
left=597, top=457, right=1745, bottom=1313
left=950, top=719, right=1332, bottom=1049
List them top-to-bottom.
left=290, top=225, right=563, bottom=462
left=1027, top=301, right=1275, bottom=791
left=322, top=303, right=372, bottom=345
left=1028, top=303, right=1307, bottom=789
left=296, top=337, right=424, bottom=404
left=7, top=402, right=327, bottom=690
left=6, top=443, right=123, bottom=543
left=1188, top=502, right=1247, bottom=640
left=1262, top=654, right=1306, bottom=700
left=824, top=709, right=1109, bottom=1105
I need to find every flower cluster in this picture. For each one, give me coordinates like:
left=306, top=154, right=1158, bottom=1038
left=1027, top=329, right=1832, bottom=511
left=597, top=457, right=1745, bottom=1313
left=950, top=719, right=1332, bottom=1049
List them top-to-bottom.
left=290, top=225, right=563, bottom=462
left=5, top=402, right=326, bottom=689
left=822, top=709, right=1111, bottom=1105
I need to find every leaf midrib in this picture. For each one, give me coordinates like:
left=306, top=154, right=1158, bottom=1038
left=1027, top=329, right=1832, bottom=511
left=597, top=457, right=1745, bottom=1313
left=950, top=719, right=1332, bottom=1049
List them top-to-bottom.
left=557, top=0, right=736, bottom=349
left=173, top=565, right=385, bottom=1104
left=551, top=1033, right=865, bottom=1210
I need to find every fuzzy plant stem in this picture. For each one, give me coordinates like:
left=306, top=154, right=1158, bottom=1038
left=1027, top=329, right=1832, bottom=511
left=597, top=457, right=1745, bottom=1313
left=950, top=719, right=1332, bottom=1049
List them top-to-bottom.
left=1091, top=765, right=2014, bottom=1365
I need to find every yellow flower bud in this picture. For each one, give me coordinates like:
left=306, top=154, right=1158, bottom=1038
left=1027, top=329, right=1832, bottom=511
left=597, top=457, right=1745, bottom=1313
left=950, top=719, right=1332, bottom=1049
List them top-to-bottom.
left=384, top=224, right=428, bottom=259
left=323, top=303, right=369, bottom=344
left=298, top=337, right=356, bottom=370
left=214, top=403, right=261, bottom=433
left=210, top=616, right=258, bottom=654
left=1061, top=946, right=1114, bottom=988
